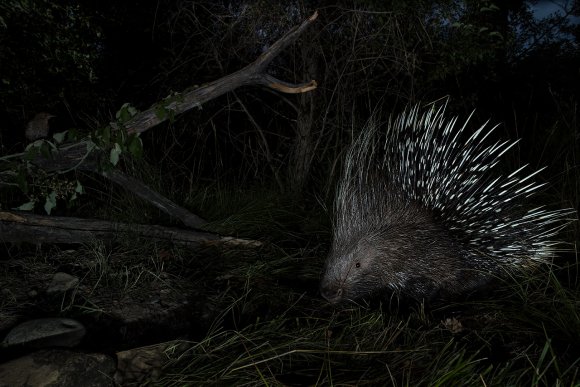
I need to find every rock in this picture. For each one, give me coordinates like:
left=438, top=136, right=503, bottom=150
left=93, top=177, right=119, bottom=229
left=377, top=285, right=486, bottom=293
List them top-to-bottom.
left=47, top=272, right=79, bottom=294
left=2, top=318, right=86, bottom=349
left=115, top=340, right=192, bottom=385
left=0, top=349, right=115, bottom=387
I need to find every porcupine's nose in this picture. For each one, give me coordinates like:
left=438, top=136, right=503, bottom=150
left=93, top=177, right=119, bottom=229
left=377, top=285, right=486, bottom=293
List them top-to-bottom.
left=320, top=284, right=343, bottom=304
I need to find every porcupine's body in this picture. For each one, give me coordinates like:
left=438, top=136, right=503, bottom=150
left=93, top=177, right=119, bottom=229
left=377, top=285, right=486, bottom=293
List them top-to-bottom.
left=320, top=103, right=574, bottom=303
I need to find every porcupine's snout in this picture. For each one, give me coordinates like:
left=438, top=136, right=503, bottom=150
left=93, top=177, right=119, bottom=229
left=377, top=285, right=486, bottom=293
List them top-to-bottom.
left=320, top=281, right=342, bottom=304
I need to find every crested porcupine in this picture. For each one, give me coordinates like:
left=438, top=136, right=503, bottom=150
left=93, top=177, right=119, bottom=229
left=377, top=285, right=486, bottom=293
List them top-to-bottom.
left=320, top=102, right=575, bottom=303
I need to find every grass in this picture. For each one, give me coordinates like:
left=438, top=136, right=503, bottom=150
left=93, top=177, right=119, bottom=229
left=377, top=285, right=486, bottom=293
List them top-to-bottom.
left=1, top=173, right=577, bottom=386
left=132, top=185, right=580, bottom=386
left=153, top=268, right=580, bottom=386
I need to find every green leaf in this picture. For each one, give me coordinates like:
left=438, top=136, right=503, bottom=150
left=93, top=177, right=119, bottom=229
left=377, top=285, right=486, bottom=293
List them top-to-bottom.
left=115, top=102, right=138, bottom=124
left=116, top=102, right=130, bottom=122
left=154, top=105, right=167, bottom=120
left=101, top=125, right=111, bottom=145
left=112, top=126, right=127, bottom=147
left=67, top=128, right=79, bottom=141
left=52, top=131, right=67, bottom=144
left=127, top=135, right=143, bottom=159
left=86, top=140, right=97, bottom=152
left=26, top=141, right=40, bottom=152
left=40, top=142, right=52, bottom=159
left=110, top=143, right=122, bottom=166
left=16, top=167, right=29, bottom=193
left=75, top=180, right=84, bottom=194
left=44, top=191, right=57, bottom=215
left=15, top=201, right=35, bottom=211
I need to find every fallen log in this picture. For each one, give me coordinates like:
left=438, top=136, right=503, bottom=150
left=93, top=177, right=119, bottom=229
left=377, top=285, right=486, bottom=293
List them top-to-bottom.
left=103, top=170, right=207, bottom=229
left=0, top=211, right=261, bottom=248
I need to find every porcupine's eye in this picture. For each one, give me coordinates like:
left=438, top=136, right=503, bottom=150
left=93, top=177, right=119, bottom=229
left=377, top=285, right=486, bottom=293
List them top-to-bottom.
left=355, top=262, right=361, bottom=268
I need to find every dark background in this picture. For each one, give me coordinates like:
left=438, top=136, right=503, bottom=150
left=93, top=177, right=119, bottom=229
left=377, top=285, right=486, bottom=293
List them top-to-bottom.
left=0, top=0, right=578, bottom=228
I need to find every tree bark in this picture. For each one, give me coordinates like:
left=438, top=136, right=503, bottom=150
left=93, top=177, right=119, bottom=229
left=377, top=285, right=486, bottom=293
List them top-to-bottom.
left=289, top=42, right=318, bottom=194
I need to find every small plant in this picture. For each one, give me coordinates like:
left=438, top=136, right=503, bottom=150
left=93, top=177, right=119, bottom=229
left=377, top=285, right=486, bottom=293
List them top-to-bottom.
left=0, top=103, right=144, bottom=214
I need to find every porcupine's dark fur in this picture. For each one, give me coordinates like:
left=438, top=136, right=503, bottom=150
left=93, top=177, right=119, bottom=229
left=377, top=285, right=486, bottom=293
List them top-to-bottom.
left=320, top=102, right=575, bottom=303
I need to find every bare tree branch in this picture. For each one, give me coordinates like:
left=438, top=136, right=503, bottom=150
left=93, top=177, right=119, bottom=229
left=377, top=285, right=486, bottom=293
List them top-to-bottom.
left=0, top=11, right=320, bottom=236
left=125, top=11, right=318, bottom=135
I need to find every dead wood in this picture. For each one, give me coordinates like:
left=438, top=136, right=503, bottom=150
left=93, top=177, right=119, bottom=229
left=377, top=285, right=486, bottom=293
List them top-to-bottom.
left=124, top=11, right=318, bottom=135
left=103, top=170, right=206, bottom=229
left=0, top=211, right=261, bottom=248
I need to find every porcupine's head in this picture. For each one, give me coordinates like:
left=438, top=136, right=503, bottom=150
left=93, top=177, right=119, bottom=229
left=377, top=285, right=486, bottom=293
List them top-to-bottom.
left=320, top=103, right=575, bottom=304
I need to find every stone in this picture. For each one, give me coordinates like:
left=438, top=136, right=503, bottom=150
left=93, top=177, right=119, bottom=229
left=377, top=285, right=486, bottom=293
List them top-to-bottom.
left=47, top=272, right=79, bottom=294
left=2, top=318, right=86, bottom=349
left=0, top=349, right=115, bottom=387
